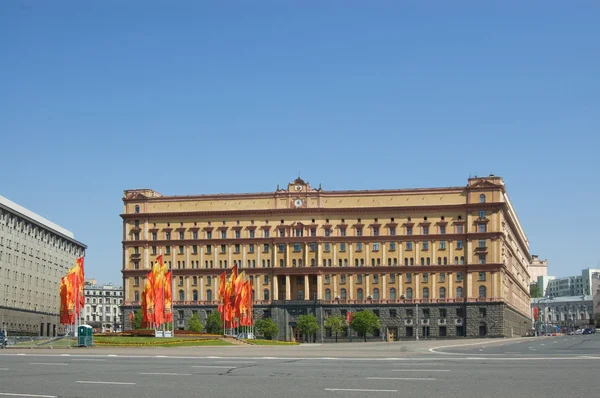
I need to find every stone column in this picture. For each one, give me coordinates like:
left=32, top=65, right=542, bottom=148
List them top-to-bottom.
left=466, top=239, right=472, bottom=264
left=432, top=240, right=436, bottom=264
left=449, top=240, right=454, bottom=264
left=415, top=241, right=420, bottom=264
left=382, top=242, right=387, bottom=266
left=317, top=243, right=323, bottom=267
left=333, top=243, right=337, bottom=267
left=365, top=243, right=370, bottom=266
left=228, top=244, right=232, bottom=268
left=257, top=244, right=261, bottom=268
left=285, top=244, right=290, bottom=267
left=304, top=244, right=309, bottom=268
left=349, top=244, right=354, bottom=268
left=242, top=245, right=247, bottom=269
left=144, top=246, right=149, bottom=269
left=186, top=246, right=190, bottom=269
left=200, top=246, right=204, bottom=269
left=172, top=250, right=176, bottom=270
left=213, top=250, right=217, bottom=269
left=491, top=271, right=497, bottom=298
left=431, top=273, right=437, bottom=298
left=448, top=273, right=454, bottom=298
left=467, top=273, right=473, bottom=298
left=317, top=274, right=323, bottom=300
left=333, top=274, right=337, bottom=297
left=365, top=274, right=370, bottom=298
left=382, top=274, right=387, bottom=299
left=415, top=274, right=420, bottom=299
left=285, top=275, right=291, bottom=300
left=304, top=275, right=310, bottom=300
left=349, top=275, right=354, bottom=299
left=199, top=276, right=204, bottom=301
left=273, top=276, right=279, bottom=301
left=186, top=277, right=190, bottom=301
left=213, top=277, right=218, bottom=302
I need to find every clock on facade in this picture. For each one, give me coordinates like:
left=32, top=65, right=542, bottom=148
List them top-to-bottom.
left=295, top=185, right=302, bottom=191
left=294, top=198, right=303, bottom=207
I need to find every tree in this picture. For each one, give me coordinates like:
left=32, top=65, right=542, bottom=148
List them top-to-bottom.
left=530, top=284, right=542, bottom=298
left=132, top=310, right=143, bottom=330
left=350, top=310, right=380, bottom=342
left=205, top=311, right=223, bottom=334
left=187, top=313, right=204, bottom=333
left=297, top=314, right=319, bottom=343
left=324, top=315, right=344, bottom=343
left=255, top=318, right=279, bottom=340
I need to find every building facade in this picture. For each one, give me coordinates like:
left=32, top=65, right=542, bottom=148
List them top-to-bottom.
left=121, top=176, right=532, bottom=340
left=0, top=195, right=86, bottom=336
left=529, top=255, right=548, bottom=283
left=543, top=268, right=600, bottom=298
left=82, top=281, right=123, bottom=333
left=531, top=295, right=594, bottom=332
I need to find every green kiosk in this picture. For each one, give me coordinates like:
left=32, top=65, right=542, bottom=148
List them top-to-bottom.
left=77, top=325, right=93, bottom=347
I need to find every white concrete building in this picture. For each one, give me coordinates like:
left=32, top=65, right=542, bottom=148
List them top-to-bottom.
left=0, top=195, right=86, bottom=336
left=529, top=255, right=548, bottom=282
left=544, top=268, right=600, bottom=298
left=82, top=281, right=123, bottom=333
left=531, top=295, right=593, bottom=331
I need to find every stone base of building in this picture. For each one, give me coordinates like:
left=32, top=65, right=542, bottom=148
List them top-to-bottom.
left=123, top=301, right=531, bottom=342
left=0, top=307, right=62, bottom=336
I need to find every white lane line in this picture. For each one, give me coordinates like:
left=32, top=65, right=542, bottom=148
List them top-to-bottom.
left=540, top=344, right=546, bottom=346
left=107, top=355, right=118, bottom=357
left=71, top=359, right=106, bottom=362
left=214, top=361, right=255, bottom=364
left=29, top=363, right=68, bottom=366
left=192, top=365, right=236, bottom=369
left=0, top=368, right=9, bottom=371
left=391, top=369, right=450, bottom=372
left=139, top=373, right=191, bottom=376
left=367, top=377, right=436, bottom=381
left=75, top=381, right=135, bottom=385
left=325, top=389, right=397, bottom=393
left=0, top=393, right=58, bottom=398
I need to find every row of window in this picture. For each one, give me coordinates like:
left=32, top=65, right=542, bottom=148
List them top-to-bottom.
left=135, top=221, right=489, bottom=242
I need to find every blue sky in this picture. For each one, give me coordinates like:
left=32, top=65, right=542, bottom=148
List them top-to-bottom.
left=1, top=1, right=598, bottom=283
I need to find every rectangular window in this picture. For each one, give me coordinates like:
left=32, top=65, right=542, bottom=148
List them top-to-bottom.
left=479, top=210, right=486, bottom=219
left=478, top=224, right=487, bottom=233
left=457, top=225, right=464, bottom=234
left=423, top=226, right=429, bottom=235
left=440, top=226, right=446, bottom=234
left=373, top=227, right=379, bottom=236
left=390, top=227, right=396, bottom=236
left=406, top=227, right=413, bottom=235
left=295, top=228, right=303, bottom=237
left=310, top=228, right=316, bottom=237
left=340, top=228, right=346, bottom=237
left=356, top=228, right=362, bottom=236
left=325, top=229, right=331, bottom=237
left=235, top=230, right=241, bottom=239
left=249, top=230, right=255, bottom=238
left=264, top=230, right=270, bottom=238
left=179, top=231, right=184, bottom=240
left=192, top=231, right=198, bottom=239
left=207, top=231, right=212, bottom=239
left=221, top=231, right=227, bottom=239
left=134, top=232, right=140, bottom=241
left=152, top=232, right=157, bottom=241
left=166, top=232, right=171, bottom=240
left=456, top=240, right=463, bottom=249
left=479, top=240, right=486, bottom=248
left=440, top=241, right=446, bottom=250
left=310, top=242, right=317, bottom=251
left=356, top=242, right=363, bottom=252
left=372, top=242, right=380, bottom=251
left=389, top=242, right=396, bottom=251
left=406, top=242, right=413, bottom=250
left=422, top=242, right=429, bottom=250
left=278, top=243, right=285, bottom=253
left=293, top=243, right=301, bottom=252
left=324, top=243, right=331, bottom=252
left=340, top=243, right=346, bottom=252
left=220, top=244, right=226, bottom=254
left=234, top=244, right=240, bottom=253
left=249, top=244, right=255, bottom=253
left=263, top=244, right=269, bottom=253
left=192, top=245, right=198, bottom=254
left=206, top=245, right=212, bottom=254
left=165, top=246, right=171, bottom=255
left=179, top=246, right=184, bottom=254
left=479, top=255, right=486, bottom=264
left=457, top=272, right=463, bottom=282
left=478, top=272, right=486, bottom=281
left=406, top=273, right=412, bottom=283
left=422, top=273, right=428, bottom=283
left=440, top=273, right=446, bottom=282
left=373, top=274, right=379, bottom=284
left=389, top=274, right=395, bottom=283
left=263, top=275, right=269, bottom=285
left=324, top=275, right=330, bottom=284
left=357, top=275, right=363, bottom=284
left=206, top=276, right=212, bottom=285
left=134, top=277, right=140, bottom=286
left=439, top=308, right=447, bottom=318
left=479, top=308, right=487, bottom=317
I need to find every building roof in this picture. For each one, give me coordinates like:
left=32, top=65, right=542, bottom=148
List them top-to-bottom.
left=0, top=194, right=75, bottom=239
left=531, top=295, right=593, bottom=304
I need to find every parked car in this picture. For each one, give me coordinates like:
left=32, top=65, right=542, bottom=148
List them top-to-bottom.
left=583, top=329, right=593, bottom=335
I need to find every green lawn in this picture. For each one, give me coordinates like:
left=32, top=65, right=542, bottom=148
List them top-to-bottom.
left=93, top=336, right=231, bottom=347
left=15, top=338, right=76, bottom=347
left=245, top=339, right=298, bottom=346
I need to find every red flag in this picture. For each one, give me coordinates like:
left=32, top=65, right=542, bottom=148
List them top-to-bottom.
left=75, top=257, right=85, bottom=311
left=164, top=271, right=173, bottom=322
left=218, top=271, right=227, bottom=300
left=346, top=311, right=353, bottom=324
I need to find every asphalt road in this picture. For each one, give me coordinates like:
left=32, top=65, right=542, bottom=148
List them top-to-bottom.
left=0, top=335, right=598, bottom=398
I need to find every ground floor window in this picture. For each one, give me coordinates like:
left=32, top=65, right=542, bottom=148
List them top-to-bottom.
left=479, top=324, right=487, bottom=336
left=406, top=326, right=413, bottom=337
left=422, top=326, right=430, bottom=337
left=439, top=326, right=447, bottom=336
left=456, top=326, right=465, bottom=336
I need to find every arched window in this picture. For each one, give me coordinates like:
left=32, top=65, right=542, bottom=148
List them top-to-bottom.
left=480, top=194, right=486, bottom=203
left=135, top=205, right=140, bottom=213
left=454, top=256, right=459, bottom=264
left=460, top=256, right=465, bottom=264
left=420, top=257, right=425, bottom=266
left=426, top=257, right=431, bottom=265
left=437, top=257, right=442, bottom=265
left=443, top=257, right=447, bottom=265
left=377, top=258, right=381, bottom=266
left=388, top=258, right=392, bottom=266
left=393, top=258, right=398, bottom=266
left=404, top=258, right=408, bottom=266
left=410, top=258, right=414, bottom=266
left=262, top=259, right=266, bottom=268
left=267, top=259, right=271, bottom=268
left=280, top=259, right=284, bottom=267
left=292, top=259, right=297, bottom=267
left=298, top=259, right=302, bottom=267
left=311, top=259, right=315, bottom=267
left=323, top=259, right=327, bottom=267
left=328, top=259, right=332, bottom=267
left=339, top=259, right=343, bottom=267
left=344, top=259, right=348, bottom=267
left=355, top=259, right=359, bottom=267
left=360, top=259, right=365, bottom=266
left=371, top=259, right=375, bottom=267
left=219, top=260, right=223, bottom=268
left=224, top=260, right=227, bottom=268
left=479, top=286, right=487, bottom=298
left=423, top=287, right=429, bottom=299
left=439, top=287, right=446, bottom=299
left=456, top=287, right=463, bottom=298
left=325, top=288, right=331, bottom=301
left=340, top=288, right=347, bottom=300
left=357, top=288, right=364, bottom=300
left=373, top=288, right=380, bottom=300
left=390, top=288, right=397, bottom=300
left=406, top=288, right=413, bottom=299
left=252, top=289, right=255, bottom=300
left=263, top=289, right=269, bottom=301
left=179, top=290, right=185, bottom=301
left=193, top=290, right=198, bottom=301
left=206, top=290, right=212, bottom=301
left=134, top=291, right=140, bottom=301
left=297, top=291, right=304, bottom=300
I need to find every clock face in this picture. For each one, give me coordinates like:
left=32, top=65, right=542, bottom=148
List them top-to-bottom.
left=295, top=185, right=302, bottom=191
left=294, top=198, right=303, bottom=207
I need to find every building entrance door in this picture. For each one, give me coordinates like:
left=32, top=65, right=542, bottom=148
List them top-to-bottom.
left=292, top=327, right=302, bottom=343
left=387, top=327, right=398, bottom=341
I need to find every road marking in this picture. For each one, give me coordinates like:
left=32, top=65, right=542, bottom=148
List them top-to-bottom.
left=428, top=337, right=532, bottom=355
left=540, top=344, right=545, bottom=346
left=60, top=354, right=70, bottom=357
left=107, top=355, right=118, bottom=357
left=155, top=355, right=167, bottom=358
left=71, top=359, right=106, bottom=362
left=214, top=361, right=255, bottom=364
left=29, top=363, right=68, bottom=366
left=192, top=365, right=236, bottom=369
left=0, top=368, right=9, bottom=371
left=391, top=369, right=450, bottom=372
left=139, top=372, right=191, bottom=376
left=367, top=377, right=436, bottom=381
left=75, top=381, right=135, bottom=385
left=325, top=389, right=397, bottom=393
left=0, top=393, right=58, bottom=398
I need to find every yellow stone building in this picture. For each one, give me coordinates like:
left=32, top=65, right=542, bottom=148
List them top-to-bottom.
left=121, top=176, right=532, bottom=341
